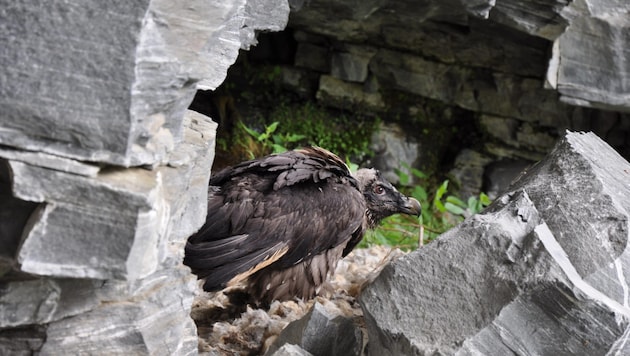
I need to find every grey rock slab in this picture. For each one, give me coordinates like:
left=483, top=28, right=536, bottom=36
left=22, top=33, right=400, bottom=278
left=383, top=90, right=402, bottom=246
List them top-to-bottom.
left=0, top=0, right=288, bottom=166
left=0, top=0, right=147, bottom=165
left=196, top=0, right=289, bottom=90
left=241, top=0, right=290, bottom=49
left=488, top=0, right=570, bottom=40
left=547, top=0, right=630, bottom=111
left=380, top=18, right=549, bottom=78
left=330, top=45, right=377, bottom=83
left=369, top=49, right=568, bottom=126
left=316, top=75, right=385, bottom=111
left=0, top=110, right=215, bottom=353
left=14, top=110, right=217, bottom=280
left=158, top=110, right=218, bottom=265
left=481, top=115, right=558, bottom=153
left=360, top=131, right=630, bottom=355
left=484, top=142, right=546, bottom=162
left=0, top=148, right=101, bottom=177
left=8, top=161, right=160, bottom=208
left=11, top=162, right=167, bottom=279
left=17, top=201, right=165, bottom=280
left=39, top=267, right=198, bottom=355
left=0, top=279, right=100, bottom=328
left=266, top=302, right=363, bottom=356
left=0, top=325, right=47, bottom=356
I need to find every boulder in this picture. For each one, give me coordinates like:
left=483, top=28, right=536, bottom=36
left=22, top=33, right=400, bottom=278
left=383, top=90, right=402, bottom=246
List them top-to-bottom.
left=369, top=122, right=420, bottom=185
left=360, top=131, right=630, bottom=354
left=447, top=149, right=493, bottom=198
left=266, top=302, right=363, bottom=356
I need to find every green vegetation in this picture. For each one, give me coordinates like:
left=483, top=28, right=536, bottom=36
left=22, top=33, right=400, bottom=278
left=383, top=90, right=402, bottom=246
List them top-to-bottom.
left=236, top=102, right=380, bottom=162
left=240, top=121, right=305, bottom=156
left=359, top=165, right=491, bottom=250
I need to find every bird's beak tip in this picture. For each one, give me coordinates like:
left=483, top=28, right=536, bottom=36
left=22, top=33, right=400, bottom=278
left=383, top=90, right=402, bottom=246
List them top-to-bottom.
left=401, top=197, right=422, bottom=216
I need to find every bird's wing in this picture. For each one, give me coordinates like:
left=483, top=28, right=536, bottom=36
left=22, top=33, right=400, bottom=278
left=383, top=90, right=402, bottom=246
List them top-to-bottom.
left=184, top=148, right=365, bottom=292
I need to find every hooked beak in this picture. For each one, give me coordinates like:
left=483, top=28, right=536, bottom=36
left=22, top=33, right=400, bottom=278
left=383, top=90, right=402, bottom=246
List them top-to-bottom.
left=399, top=196, right=422, bottom=216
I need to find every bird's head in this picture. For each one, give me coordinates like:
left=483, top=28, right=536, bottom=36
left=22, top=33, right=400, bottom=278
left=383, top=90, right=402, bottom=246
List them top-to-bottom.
left=354, top=168, right=422, bottom=228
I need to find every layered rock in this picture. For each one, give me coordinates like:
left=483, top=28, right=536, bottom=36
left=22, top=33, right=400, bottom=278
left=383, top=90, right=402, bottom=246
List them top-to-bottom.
left=0, top=0, right=290, bottom=354
left=0, top=0, right=289, bottom=167
left=275, top=0, right=630, bottom=196
left=290, top=0, right=630, bottom=112
left=545, top=0, right=630, bottom=111
left=0, top=112, right=216, bottom=354
left=360, top=131, right=630, bottom=354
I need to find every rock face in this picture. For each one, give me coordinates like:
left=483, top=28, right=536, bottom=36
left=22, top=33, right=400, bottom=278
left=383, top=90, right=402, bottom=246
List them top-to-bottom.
left=0, top=0, right=289, bottom=354
left=0, top=0, right=289, bottom=167
left=239, top=0, right=630, bottom=196
left=290, top=0, right=630, bottom=112
left=0, top=112, right=215, bottom=354
left=360, top=131, right=630, bottom=355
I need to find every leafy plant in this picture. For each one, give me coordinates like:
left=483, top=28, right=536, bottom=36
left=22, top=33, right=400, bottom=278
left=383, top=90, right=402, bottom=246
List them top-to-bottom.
left=240, top=121, right=306, bottom=157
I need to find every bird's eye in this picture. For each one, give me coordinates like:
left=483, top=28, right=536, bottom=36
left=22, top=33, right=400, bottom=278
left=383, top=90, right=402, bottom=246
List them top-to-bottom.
left=373, top=185, right=385, bottom=195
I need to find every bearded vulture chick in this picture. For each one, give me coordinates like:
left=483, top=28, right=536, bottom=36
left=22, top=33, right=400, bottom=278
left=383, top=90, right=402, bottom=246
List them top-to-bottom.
left=184, top=147, right=421, bottom=306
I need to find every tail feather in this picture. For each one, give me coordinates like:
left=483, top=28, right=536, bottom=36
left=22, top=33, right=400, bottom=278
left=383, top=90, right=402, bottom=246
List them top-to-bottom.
left=184, top=233, right=288, bottom=291
left=184, top=235, right=248, bottom=274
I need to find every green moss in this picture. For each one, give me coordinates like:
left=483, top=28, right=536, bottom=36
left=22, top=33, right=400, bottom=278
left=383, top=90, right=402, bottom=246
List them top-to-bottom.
left=261, top=101, right=380, bottom=160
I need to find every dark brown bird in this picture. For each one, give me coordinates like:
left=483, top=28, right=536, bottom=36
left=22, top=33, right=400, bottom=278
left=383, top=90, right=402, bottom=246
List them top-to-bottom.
left=184, top=147, right=421, bottom=306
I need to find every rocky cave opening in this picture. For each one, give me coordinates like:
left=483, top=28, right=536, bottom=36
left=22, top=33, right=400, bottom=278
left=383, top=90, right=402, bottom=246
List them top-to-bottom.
left=2, top=1, right=630, bottom=355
